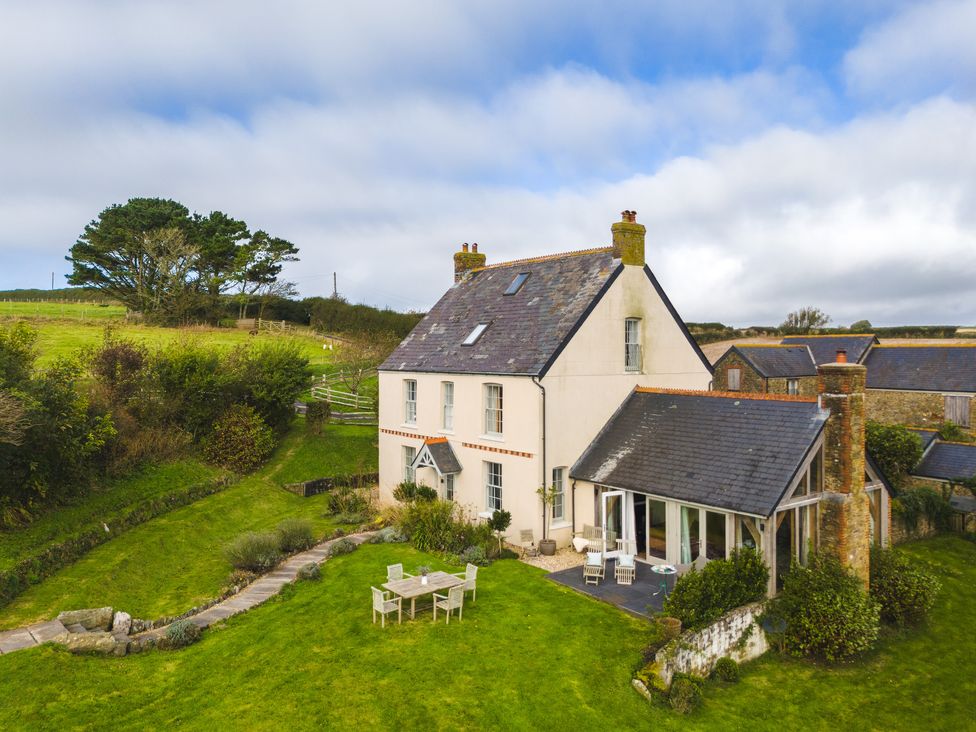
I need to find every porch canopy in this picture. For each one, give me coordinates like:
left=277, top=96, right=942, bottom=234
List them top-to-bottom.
left=570, top=389, right=829, bottom=518
left=411, top=437, right=462, bottom=476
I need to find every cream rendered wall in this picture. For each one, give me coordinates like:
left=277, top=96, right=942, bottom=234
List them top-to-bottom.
left=543, top=264, right=713, bottom=545
left=377, top=370, right=543, bottom=543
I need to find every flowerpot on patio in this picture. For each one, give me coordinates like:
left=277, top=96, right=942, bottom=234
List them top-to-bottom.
left=539, top=539, right=557, bottom=556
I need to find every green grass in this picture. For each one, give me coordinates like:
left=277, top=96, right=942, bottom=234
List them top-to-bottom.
left=0, top=300, right=127, bottom=320
left=0, top=423, right=377, bottom=629
left=0, top=460, right=222, bottom=573
left=0, top=537, right=972, bottom=730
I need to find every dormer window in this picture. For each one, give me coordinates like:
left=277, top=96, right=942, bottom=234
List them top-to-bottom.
left=504, top=272, right=530, bottom=295
left=463, top=322, right=489, bottom=346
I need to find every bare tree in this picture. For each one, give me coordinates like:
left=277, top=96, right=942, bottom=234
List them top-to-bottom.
left=333, top=333, right=400, bottom=393
left=0, top=391, right=30, bottom=446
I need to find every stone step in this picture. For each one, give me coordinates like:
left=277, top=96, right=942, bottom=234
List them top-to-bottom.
left=27, top=620, right=68, bottom=644
left=65, top=623, right=87, bottom=634
left=0, top=629, right=37, bottom=654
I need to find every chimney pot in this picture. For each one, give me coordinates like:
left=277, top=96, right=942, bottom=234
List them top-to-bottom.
left=453, top=241, right=486, bottom=283
left=462, top=243, right=469, bottom=252
left=472, top=243, right=478, bottom=253
left=836, top=349, right=848, bottom=363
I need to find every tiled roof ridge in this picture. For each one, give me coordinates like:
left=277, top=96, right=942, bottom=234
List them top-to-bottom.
left=470, top=246, right=614, bottom=272
left=782, top=334, right=876, bottom=339
left=870, top=343, right=976, bottom=349
left=736, top=344, right=811, bottom=349
left=634, top=386, right=818, bottom=403
left=907, top=427, right=939, bottom=433
left=424, top=437, right=448, bottom=444
left=937, top=440, right=976, bottom=448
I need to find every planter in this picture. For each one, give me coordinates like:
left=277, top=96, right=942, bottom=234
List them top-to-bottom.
left=539, top=539, right=557, bottom=556
left=421, top=576, right=428, bottom=585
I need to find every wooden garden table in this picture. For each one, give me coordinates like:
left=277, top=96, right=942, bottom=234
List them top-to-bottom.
left=382, top=571, right=463, bottom=619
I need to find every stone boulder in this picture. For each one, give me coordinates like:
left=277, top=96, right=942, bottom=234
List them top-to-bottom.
left=56, top=607, right=113, bottom=631
left=112, top=611, right=132, bottom=636
left=54, top=631, right=127, bottom=656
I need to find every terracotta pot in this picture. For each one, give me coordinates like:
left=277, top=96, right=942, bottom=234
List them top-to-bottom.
left=539, top=539, right=557, bottom=556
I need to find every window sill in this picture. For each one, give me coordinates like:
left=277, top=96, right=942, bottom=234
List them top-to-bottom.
left=400, top=423, right=419, bottom=431
left=438, top=429, right=455, bottom=436
left=478, top=434, right=505, bottom=443
left=550, top=520, right=571, bottom=531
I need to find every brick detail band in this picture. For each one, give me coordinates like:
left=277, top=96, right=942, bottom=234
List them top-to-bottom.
left=380, top=428, right=438, bottom=441
left=461, top=442, right=533, bottom=459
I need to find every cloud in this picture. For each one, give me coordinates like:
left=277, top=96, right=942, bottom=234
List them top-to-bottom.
left=844, top=0, right=976, bottom=102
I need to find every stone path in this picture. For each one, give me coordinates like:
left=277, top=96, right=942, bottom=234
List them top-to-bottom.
left=0, top=532, right=373, bottom=655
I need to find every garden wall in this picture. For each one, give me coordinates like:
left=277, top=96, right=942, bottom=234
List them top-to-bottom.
left=865, top=390, right=946, bottom=428
left=282, top=473, right=379, bottom=497
left=655, top=601, right=768, bottom=686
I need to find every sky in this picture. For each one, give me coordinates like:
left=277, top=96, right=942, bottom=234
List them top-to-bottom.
left=1, top=1, right=975, bottom=326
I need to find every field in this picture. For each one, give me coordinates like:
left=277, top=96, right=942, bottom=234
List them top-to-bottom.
left=0, top=300, right=126, bottom=320
left=0, top=422, right=377, bottom=629
left=0, top=536, right=971, bottom=730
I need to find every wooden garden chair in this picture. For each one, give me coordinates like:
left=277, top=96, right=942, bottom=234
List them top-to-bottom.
left=520, top=529, right=539, bottom=558
left=582, top=552, right=605, bottom=585
left=615, top=554, right=636, bottom=585
left=386, top=563, right=413, bottom=582
left=451, top=563, right=478, bottom=603
left=432, top=585, right=465, bottom=624
left=371, top=586, right=402, bottom=628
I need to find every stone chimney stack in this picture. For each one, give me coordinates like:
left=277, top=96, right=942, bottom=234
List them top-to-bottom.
left=611, top=210, right=646, bottom=266
left=454, top=242, right=486, bottom=283
left=817, top=351, right=871, bottom=587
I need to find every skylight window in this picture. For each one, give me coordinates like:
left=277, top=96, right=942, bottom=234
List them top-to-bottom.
left=504, top=272, right=530, bottom=295
left=463, top=323, right=490, bottom=346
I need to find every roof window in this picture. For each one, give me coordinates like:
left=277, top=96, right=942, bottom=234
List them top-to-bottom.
left=504, top=272, right=530, bottom=295
left=462, top=322, right=490, bottom=346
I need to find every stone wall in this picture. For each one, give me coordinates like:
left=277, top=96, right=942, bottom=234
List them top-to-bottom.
left=712, top=352, right=765, bottom=393
left=767, top=376, right=819, bottom=397
left=866, top=389, right=945, bottom=428
left=890, top=513, right=939, bottom=544
left=655, top=602, right=768, bottom=686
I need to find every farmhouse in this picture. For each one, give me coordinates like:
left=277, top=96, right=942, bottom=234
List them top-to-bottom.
left=377, top=212, right=713, bottom=547
left=711, top=344, right=818, bottom=395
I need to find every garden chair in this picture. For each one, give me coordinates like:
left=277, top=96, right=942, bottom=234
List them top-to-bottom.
left=574, top=524, right=603, bottom=553
left=520, top=529, right=539, bottom=558
left=582, top=552, right=605, bottom=585
left=615, top=554, right=636, bottom=585
left=386, top=563, right=413, bottom=582
left=452, top=563, right=478, bottom=602
left=433, top=585, right=465, bottom=624
left=371, top=587, right=402, bottom=628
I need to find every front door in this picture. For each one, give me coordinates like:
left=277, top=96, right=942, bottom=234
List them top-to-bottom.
left=601, top=490, right=626, bottom=557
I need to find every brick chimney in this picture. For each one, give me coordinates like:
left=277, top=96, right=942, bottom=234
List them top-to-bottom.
left=611, top=210, right=646, bottom=266
left=453, top=242, right=486, bottom=283
left=817, top=350, right=870, bottom=587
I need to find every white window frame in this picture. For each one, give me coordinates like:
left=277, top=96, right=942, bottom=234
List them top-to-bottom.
left=625, top=318, right=642, bottom=372
left=463, top=323, right=489, bottom=346
left=727, top=368, right=741, bottom=391
left=787, top=378, right=799, bottom=395
left=403, top=379, right=417, bottom=424
left=441, top=381, right=454, bottom=431
left=484, top=383, right=503, bottom=437
left=403, top=445, right=416, bottom=483
left=485, top=461, right=503, bottom=511
left=551, top=467, right=566, bottom=522
left=444, top=473, right=455, bottom=501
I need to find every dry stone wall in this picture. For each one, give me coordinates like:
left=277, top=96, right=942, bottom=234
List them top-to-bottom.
left=866, top=390, right=945, bottom=428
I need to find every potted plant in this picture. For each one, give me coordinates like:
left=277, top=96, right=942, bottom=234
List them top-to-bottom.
left=536, top=484, right=558, bottom=556
left=487, top=509, right=512, bottom=556
left=417, top=565, right=431, bottom=585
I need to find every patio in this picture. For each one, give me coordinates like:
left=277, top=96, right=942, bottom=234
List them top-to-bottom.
left=546, top=559, right=677, bottom=618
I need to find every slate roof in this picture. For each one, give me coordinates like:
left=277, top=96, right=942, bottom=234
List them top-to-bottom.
left=780, top=335, right=878, bottom=365
left=729, top=345, right=817, bottom=378
left=863, top=346, right=976, bottom=392
left=571, top=389, right=829, bottom=517
left=908, top=428, right=939, bottom=452
left=425, top=438, right=462, bottom=474
left=913, top=442, right=976, bottom=481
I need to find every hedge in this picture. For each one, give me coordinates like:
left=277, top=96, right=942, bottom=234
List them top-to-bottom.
left=0, top=476, right=232, bottom=609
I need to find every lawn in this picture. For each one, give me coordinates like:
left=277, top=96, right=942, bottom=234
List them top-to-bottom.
left=0, top=300, right=127, bottom=320
left=0, top=422, right=377, bottom=629
left=0, top=459, right=223, bottom=573
left=0, top=537, right=971, bottom=730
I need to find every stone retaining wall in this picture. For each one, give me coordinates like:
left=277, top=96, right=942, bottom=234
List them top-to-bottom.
left=282, top=473, right=379, bottom=497
left=655, top=602, right=768, bottom=686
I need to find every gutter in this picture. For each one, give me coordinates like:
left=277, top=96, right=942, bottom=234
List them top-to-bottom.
left=532, top=375, right=547, bottom=538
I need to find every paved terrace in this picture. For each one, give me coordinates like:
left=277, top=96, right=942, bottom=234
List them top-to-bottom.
left=547, top=559, right=677, bottom=618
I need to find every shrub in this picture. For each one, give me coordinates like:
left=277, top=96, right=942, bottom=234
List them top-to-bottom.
left=305, top=400, right=331, bottom=435
left=204, top=404, right=275, bottom=473
left=865, top=421, right=923, bottom=489
left=937, top=421, right=970, bottom=442
left=393, top=481, right=437, bottom=503
left=326, top=484, right=373, bottom=516
left=894, top=487, right=953, bottom=531
left=399, top=499, right=462, bottom=552
left=333, top=511, right=370, bottom=525
left=276, top=517, right=316, bottom=553
left=366, top=526, right=407, bottom=544
left=224, top=531, right=283, bottom=572
left=328, top=537, right=358, bottom=557
left=458, top=545, right=489, bottom=566
left=869, top=546, right=940, bottom=626
left=663, top=548, right=768, bottom=630
left=765, top=553, right=879, bottom=662
left=297, top=562, right=321, bottom=581
left=223, top=569, right=258, bottom=593
left=165, top=619, right=202, bottom=649
left=712, top=657, right=739, bottom=682
left=634, top=662, right=667, bottom=695
left=668, top=674, right=703, bottom=714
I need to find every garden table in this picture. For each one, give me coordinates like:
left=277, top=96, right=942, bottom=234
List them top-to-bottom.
left=650, top=563, right=678, bottom=597
left=382, top=571, right=463, bottom=619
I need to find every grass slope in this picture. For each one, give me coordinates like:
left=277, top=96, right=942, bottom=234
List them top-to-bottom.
left=0, top=301, right=126, bottom=320
left=0, top=423, right=377, bottom=629
left=0, top=460, right=222, bottom=573
left=0, top=537, right=972, bottom=730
